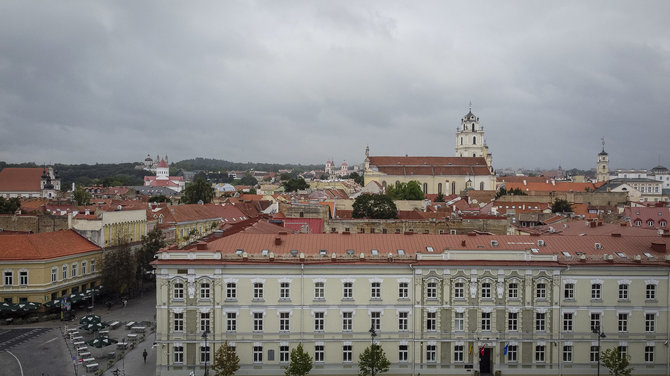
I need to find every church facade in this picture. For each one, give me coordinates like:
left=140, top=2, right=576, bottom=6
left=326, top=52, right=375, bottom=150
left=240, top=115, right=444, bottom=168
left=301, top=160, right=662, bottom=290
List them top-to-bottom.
left=363, top=107, right=496, bottom=195
left=144, top=156, right=185, bottom=193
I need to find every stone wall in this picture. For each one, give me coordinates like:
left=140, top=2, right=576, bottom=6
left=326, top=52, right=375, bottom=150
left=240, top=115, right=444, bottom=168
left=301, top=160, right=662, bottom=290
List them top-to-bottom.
left=0, top=214, right=69, bottom=233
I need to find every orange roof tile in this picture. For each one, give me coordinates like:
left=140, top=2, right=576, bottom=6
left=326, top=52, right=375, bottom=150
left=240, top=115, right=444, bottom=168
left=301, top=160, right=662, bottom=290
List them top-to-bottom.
left=0, top=168, right=44, bottom=192
left=0, top=230, right=101, bottom=260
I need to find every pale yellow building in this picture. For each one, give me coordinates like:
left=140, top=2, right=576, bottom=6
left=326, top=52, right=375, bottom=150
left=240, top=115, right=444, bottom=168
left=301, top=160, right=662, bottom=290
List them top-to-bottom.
left=71, top=208, right=147, bottom=248
left=0, top=230, right=103, bottom=305
left=153, top=232, right=670, bottom=376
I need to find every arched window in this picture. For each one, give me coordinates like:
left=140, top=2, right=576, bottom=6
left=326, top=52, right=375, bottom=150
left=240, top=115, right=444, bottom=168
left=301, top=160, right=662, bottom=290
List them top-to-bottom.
left=472, top=124, right=475, bottom=131
left=473, top=136, right=477, bottom=145
left=473, top=153, right=476, bottom=157
left=382, top=181, right=387, bottom=190
left=451, top=182, right=456, bottom=195
left=480, top=182, right=485, bottom=190
left=423, top=183, right=428, bottom=194
left=438, top=183, right=442, bottom=194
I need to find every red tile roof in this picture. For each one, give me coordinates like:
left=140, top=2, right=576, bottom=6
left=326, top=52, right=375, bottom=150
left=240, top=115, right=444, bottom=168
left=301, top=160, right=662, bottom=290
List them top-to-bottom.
left=368, top=156, right=491, bottom=176
left=0, top=168, right=44, bottom=192
left=0, top=230, right=101, bottom=260
left=157, top=232, right=670, bottom=267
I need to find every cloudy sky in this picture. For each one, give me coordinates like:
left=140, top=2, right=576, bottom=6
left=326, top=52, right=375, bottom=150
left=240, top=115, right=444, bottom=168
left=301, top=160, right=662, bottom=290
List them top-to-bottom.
left=1, top=1, right=669, bottom=170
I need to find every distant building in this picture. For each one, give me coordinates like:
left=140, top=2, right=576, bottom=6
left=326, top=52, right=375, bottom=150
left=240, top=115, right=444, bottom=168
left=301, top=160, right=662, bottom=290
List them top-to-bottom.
left=596, top=138, right=610, bottom=182
left=143, top=156, right=185, bottom=193
left=0, top=166, right=61, bottom=199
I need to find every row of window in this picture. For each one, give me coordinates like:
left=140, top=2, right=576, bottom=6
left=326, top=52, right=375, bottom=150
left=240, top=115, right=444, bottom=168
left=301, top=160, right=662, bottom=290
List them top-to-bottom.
left=3, top=261, right=96, bottom=286
left=171, top=280, right=659, bottom=303
left=173, top=281, right=407, bottom=301
left=174, top=309, right=658, bottom=335
left=170, top=343, right=657, bottom=365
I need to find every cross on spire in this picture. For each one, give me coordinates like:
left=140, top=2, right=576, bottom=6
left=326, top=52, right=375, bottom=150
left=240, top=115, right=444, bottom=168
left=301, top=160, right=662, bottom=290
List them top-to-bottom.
left=601, top=137, right=605, bottom=152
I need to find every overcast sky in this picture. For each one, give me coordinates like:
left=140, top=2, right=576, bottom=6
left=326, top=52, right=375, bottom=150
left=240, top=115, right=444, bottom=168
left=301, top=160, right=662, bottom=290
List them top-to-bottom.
left=1, top=1, right=669, bottom=170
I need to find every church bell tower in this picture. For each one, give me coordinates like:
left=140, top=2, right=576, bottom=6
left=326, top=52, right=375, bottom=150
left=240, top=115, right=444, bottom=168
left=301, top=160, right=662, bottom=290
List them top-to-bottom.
left=596, top=138, right=610, bottom=182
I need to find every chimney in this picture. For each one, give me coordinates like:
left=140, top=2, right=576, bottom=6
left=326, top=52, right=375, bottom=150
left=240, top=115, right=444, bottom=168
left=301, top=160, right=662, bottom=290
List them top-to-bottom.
left=611, top=233, right=621, bottom=237
left=275, top=236, right=282, bottom=245
left=461, top=240, right=466, bottom=247
left=196, top=242, right=207, bottom=250
left=650, top=242, right=666, bottom=253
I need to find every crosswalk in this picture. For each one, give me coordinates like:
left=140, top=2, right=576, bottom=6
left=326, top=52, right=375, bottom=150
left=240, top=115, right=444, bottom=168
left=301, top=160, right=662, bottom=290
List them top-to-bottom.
left=0, top=328, right=51, bottom=351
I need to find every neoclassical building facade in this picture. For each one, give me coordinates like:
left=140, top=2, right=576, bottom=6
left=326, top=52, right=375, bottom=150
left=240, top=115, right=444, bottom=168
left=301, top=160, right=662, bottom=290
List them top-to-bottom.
left=153, top=232, right=670, bottom=376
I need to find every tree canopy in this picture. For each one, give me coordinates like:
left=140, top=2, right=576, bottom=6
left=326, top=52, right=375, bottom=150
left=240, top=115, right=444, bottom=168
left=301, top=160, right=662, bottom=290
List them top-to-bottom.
left=348, top=172, right=364, bottom=185
left=238, top=173, right=258, bottom=186
left=182, top=177, right=215, bottom=204
left=283, top=178, right=310, bottom=192
left=385, top=181, right=424, bottom=200
left=73, top=186, right=92, bottom=205
left=495, top=187, right=528, bottom=198
left=353, top=194, right=398, bottom=219
left=0, top=197, right=21, bottom=214
left=552, top=198, right=573, bottom=213
left=135, top=228, right=165, bottom=281
left=101, top=244, right=137, bottom=298
left=212, top=341, right=240, bottom=376
left=285, top=343, right=313, bottom=376
left=358, top=343, right=390, bottom=376
left=601, top=347, right=633, bottom=376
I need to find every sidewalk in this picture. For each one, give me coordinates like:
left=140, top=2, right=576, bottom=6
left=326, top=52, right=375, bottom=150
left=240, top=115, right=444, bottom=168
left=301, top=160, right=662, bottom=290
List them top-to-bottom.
left=69, top=289, right=158, bottom=376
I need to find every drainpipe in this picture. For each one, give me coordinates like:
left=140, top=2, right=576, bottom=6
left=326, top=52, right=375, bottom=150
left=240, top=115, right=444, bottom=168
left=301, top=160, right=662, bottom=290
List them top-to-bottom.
left=666, top=270, right=669, bottom=376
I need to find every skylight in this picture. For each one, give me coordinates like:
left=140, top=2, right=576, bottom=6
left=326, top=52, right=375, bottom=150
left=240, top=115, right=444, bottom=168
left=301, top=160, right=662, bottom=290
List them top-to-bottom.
left=426, top=246, right=434, bottom=253
left=530, top=248, right=539, bottom=254
left=235, top=249, right=243, bottom=256
left=261, top=249, right=269, bottom=256
left=290, top=249, right=298, bottom=256
left=319, top=249, right=327, bottom=256
left=346, top=249, right=355, bottom=256
left=371, top=249, right=379, bottom=255
left=397, top=249, right=405, bottom=256
left=561, top=251, right=571, bottom=257
left=616, top=252, right=627, bottom=258
left=643, top=252, right=654, bottom=258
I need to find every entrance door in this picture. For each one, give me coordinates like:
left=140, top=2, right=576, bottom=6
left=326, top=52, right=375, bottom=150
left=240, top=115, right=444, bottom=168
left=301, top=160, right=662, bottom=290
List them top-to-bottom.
left=479, top=348, right=491, bottom=374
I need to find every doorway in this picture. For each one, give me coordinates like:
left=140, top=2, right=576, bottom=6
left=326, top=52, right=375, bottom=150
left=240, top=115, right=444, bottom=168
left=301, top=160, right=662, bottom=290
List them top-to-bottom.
left=479, top=347, right=492, bottom=375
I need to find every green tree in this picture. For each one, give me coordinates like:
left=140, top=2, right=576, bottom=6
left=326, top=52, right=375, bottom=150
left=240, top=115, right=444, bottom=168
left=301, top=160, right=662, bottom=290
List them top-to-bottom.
left=348, top=172, right=364, bottom=185
left=239, top=173, right=258, bottom=186
left=182, top=177, right=215, bottom=204
left=283, top=178, right=310, bottom=192
left=385, top=181, right=424, bottom=200
left=73, top=186, right=92, bottom=205
left=496, top=187, right=527, bottom=198
left=434, top=192, right=445, bottom=202
left=353, top=194, right=398, bottom=219
left=148, top=195, right=170, bottom=203
left=0, top=197, right=21, bottom=214
left=552, top=198, right=573, bottom=213
left=136, top=229, right=165, bottom=282
left=101, top=244, right=138, bottom=298
left=212, top=341, right=240, bottom=376
left=285, top=343, right=313, bottom=376
left=358, top=343, right=390, bottom=376
left=600, top=347, right=633, bottom=376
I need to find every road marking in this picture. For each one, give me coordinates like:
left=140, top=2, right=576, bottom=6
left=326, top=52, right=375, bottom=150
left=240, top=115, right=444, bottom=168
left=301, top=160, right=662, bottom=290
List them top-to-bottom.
left=39, top=337, right=59, bottom=346
left=6, top=350, right=24, bottom=376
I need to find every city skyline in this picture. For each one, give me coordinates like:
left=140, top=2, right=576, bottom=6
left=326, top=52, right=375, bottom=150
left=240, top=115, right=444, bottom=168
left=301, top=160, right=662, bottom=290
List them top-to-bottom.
left=1, top=1, right=669, bottom=170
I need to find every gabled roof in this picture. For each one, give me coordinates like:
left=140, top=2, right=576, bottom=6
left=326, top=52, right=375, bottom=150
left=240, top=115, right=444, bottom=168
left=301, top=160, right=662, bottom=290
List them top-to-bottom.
left=368, top=156, right=491, bottom=176
left=0, top=168, right=44, bottom=192
left=0, top=230, right=101, bottom=260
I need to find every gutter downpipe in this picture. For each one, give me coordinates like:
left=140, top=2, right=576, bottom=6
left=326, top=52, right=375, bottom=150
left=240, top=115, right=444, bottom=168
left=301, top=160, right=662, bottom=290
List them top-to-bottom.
left=666, top=269, right=669, bottom=376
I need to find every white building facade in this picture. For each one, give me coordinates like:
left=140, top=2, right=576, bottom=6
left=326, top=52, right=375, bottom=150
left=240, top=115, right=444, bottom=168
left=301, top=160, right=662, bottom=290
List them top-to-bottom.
left=153, top=233, right=670, bottom=376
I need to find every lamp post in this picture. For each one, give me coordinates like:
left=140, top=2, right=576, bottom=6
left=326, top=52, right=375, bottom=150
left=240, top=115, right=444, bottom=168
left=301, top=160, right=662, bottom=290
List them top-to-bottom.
left=369, top=325, right=377, bottom=376
left=592, top=325, right=606, bottom=376
left=202, top=329, right=210, bottom=376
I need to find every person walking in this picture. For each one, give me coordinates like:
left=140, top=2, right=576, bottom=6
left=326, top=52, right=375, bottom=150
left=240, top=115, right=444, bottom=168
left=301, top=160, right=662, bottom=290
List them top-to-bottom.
left=143, top=349, right=148, bottom=364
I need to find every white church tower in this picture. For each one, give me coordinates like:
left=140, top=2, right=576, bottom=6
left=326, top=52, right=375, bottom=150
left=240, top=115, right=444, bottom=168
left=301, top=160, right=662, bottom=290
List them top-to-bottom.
left=455, top=103, right=492, bottom=168
left=597, top=137, right=610, bottom=182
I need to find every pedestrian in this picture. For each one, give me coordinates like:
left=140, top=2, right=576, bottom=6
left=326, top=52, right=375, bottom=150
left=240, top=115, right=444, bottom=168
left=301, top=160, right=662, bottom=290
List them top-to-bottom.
left=122, top=298, right=127, bottom=308
left=106, top=300, right=112, bottom=311
left=143, top=349, right=148, bottom=364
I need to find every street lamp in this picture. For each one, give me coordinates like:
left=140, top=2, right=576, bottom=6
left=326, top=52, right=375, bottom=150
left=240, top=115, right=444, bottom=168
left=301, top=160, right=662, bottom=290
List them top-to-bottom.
left=592, top=325, right=606, bottom=376
left=369, top=326, right=377, bottom=376
left=202, top=329, right=210, bottom=376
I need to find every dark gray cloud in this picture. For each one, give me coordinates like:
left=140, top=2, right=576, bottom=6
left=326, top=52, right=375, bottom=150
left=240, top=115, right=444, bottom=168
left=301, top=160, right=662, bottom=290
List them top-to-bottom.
left=1, top=1, right=668, bottom=170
